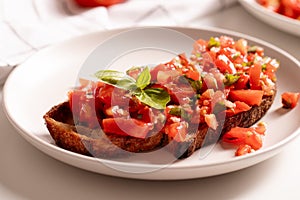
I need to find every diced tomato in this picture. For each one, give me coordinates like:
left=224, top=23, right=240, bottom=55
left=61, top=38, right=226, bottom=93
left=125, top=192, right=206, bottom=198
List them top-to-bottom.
left=74, top=0, right=125, bottom=7
left=257, top=0, right=281, bottom=12
left=281, top=0, right=300, bottom=18
left=219, top=36, right=235, bottom=48
left=194, top=39, right=208, bottom=52
left=234, top=39, right=248, bottom=56
left=165, top=54, right=200, bottom=81
left=215, top=54, right=237, bottom=74
left=264, top=59, right=279, bottom=81
left=249, top=63, right=262, bottom=90
left=150, top=64, right=174, bottom=82
left=185, top=69, right=200, bottom=81
left=233, top=74, right=249, bottom=90
left=95, top=84, right=129, bottom=107
left=95, top=84, right=114, bottom=106
left=167, top=84, right=196, bottom=104
left=229, top=89, right=264, bottom=106
left=69, top=90, right=99, bottom=128
left=281, top=92, right=300, bottom=109
left=226, top=101, right=251, bottom=116
left=137, top=106, right=154, bottom=123
left=102, top=118, right=150, bottom=138
left=165, top=122, right=187, bottom=142
left=222, top=127, right=263, bottom=150
left=235, top=144, right=252, bottom=156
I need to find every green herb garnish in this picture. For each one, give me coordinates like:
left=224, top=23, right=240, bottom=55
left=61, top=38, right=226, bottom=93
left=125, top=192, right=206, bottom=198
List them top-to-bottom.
left=208, top=37, right=220, bottom=49
left=247, top=46, right=258, bottom=53
left=95, top=67, right=170, bottom=109
left=224, top=74, right=240, bottom=86
left=169, top=106, right=190, bottom=120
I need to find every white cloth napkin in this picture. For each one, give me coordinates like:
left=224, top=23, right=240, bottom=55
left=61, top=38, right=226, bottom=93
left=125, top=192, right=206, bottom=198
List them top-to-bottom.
left=0, top=0, right=238, bottom=84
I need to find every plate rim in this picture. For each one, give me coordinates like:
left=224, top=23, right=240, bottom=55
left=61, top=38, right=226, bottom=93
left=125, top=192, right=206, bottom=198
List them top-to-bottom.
left=2, top=26, right=300, bottom=179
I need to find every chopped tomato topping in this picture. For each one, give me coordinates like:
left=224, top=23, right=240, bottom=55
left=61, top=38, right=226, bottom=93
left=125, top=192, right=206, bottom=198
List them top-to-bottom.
left=69, top=35, right=278, bottom=149
left=234, top=39, right=248, bottom=56
left=215, top=55, right=236, bottom=74
left=249, top=63, right=262, bottom=90
left=233, top=74, right=249, bottom=90
left=228, top=90, right=264, bottom=106
left=281, top=92, right=300, bottom=109
left=226, top=101, right=251, bottom=116
left=102, top=118, right=151, bottom=139
left=165, top=122, right=188, bottom=142
left=222, top=126, right=263, bottom=150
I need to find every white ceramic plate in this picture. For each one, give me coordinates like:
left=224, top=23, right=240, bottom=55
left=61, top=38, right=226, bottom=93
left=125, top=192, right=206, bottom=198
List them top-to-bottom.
left=239, top=0, right=300, bottom=37
left=3, top=27, right=300, bottom=180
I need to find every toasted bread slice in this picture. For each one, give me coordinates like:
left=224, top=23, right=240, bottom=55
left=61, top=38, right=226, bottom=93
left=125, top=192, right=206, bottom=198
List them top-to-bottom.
left=44, top=91, right=275, bottom=159
left=44, top=102, right=164, bottom=158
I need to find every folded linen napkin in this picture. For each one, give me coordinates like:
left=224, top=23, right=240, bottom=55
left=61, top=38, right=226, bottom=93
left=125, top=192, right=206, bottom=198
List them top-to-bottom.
left=0, top=0, right=238, bottom=85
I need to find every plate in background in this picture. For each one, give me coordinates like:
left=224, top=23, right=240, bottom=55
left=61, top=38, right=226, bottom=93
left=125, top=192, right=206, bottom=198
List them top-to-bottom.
left=239, top=0, right=300, bottom=37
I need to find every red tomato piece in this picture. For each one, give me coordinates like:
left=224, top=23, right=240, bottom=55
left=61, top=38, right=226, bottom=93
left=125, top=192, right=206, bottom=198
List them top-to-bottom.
left=74, top=0, right=125, bottom=7
left=257, top=0, right=281, bottom=12
left=281, top=0, right=300, bottom=18
left=219, top=36, right=235, bottom=48
left=194, top=39, right=208, bottom=52
left=234, top=39, right=248, bottom=56
left=215, top=55, right=237, bottom=74
left=249, top=63, right=262, bottom=90
left=233, top=74, right=250, bottom=90
left=167, top=84, right=196, bottom=104
left=228, top=89, right=264, bottom=106
left=69, top=90, right=99, bottom=128
left=281, top=92, right=300, bottom=109
left=226, top=101, right=251, bottom=116
left=102, top=118, right=150, bottom=138
left=165, top=122, right=188, bottom=142
left=222, top=127, right=263, bottom=150
left=235, top=144, right=252, bottom=156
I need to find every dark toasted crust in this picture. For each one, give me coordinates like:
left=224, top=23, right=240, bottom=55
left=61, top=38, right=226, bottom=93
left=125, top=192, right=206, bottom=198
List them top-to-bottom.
left=44, top=91, right=275, bottom=159
left=43, top=102, right=164, bottom=158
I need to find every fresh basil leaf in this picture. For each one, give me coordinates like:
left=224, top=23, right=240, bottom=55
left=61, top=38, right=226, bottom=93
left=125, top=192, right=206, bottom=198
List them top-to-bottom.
left=136, top=67, right=151, bottom=89
left=94, top=70, right=137, bottom=90
left=224, top=74, right=240, bottom=86
left=135, top=88, right=170, bottom=109
left=169, top=106, right=190, bottom=120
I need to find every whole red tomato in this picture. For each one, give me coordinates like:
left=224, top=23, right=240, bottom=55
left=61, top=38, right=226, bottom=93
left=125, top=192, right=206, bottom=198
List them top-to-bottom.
left=74, top=0, right=126, bottom=7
